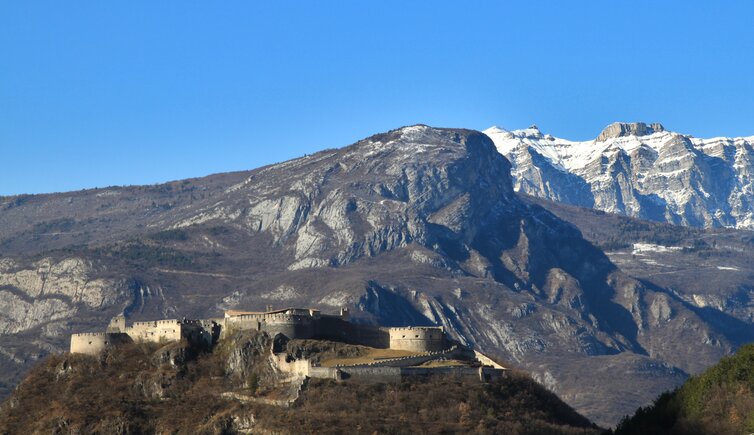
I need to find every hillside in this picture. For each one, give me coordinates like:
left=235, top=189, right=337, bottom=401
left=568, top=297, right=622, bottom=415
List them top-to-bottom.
left=486, top=122, right=754, bottom=229
left=1, top=125, right=753, bottom=426
left=530, top=195, right=754, bottom=342
left=0, top=331, right=600, bottom=434
left=614, top=343, right=754, bottom=434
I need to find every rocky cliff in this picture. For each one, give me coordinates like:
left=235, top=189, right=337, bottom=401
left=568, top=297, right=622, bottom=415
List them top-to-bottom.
left=485, top=122, right=754, bottom=229
left=1, top=125, right=753, bottom=426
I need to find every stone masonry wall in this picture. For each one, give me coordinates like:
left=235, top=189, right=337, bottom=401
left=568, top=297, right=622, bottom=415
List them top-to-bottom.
left=388, top=326, right=445, bottom=352
left=70, top=332, right=108, bottom=355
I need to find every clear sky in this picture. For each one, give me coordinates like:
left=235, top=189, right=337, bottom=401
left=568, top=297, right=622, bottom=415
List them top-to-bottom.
left=2, top=1, right=753, bottom=195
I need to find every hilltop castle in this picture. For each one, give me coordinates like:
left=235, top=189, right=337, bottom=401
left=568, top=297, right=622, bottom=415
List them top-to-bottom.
left=70, top=306, right=446, bottom=355
left=70, top=306, right=505, bottom=384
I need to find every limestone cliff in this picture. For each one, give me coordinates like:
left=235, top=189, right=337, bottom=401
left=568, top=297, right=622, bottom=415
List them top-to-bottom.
left=486, top=122, right=754, bottom=229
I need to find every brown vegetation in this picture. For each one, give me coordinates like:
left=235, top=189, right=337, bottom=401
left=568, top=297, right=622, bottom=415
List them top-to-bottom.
left=0, top=334, right=601, bottom=434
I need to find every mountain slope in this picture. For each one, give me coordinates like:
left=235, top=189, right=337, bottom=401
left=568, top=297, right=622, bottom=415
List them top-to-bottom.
left=485, top=122, right=754, bottom=229
left=0, top=125, right=751, bottom=426
left=614, top=343, right=754, bottom=434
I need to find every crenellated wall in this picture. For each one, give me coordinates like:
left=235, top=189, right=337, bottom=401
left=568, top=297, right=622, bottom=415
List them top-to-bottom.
left=70, top=307, right=449, bottom=357
left=223, top=309, right=447, bottom=351
left=224, top=311, right=316, bottom=340
left=70, top=318, right=211, bottom=354
left=126, top=319, right=183, bottom=343
left=388, top=326, right=445, bottom=352
left=70, top=332, right=132, bottom=355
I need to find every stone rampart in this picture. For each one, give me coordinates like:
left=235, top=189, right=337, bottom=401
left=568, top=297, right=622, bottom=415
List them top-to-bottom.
left=224, top=312, right=315, bottom=340
left=315, top=315, right=390, bottom=349
left=126, top=319, right=182, bottom=343
left=70, top=332, right=108, bottom=355
left=70, top=332, right=132, bottom=355
left=336, top=346, right=458, bottom=369
left=474, top=350, right=506, bottom=369
left=275, top=354, right=314, bottom=377
left=308, top=366, right=340, bottom=380
left=338, top=366, right=402, bottom=383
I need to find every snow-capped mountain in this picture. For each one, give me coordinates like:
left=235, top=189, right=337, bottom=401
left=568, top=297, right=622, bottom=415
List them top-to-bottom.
left=484, top=122, right=754, bottom=229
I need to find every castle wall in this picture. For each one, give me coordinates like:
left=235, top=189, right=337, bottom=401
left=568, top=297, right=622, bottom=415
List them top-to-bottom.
left=224, top=312, right=315, bottom=340
left=107, top=315, right=126, bottom=333
left=313, top=317, right=390, bottom=348
left=126, top=319, right=182, bottom=343
left=388, top=327, right=445, bottom=352
left=70, top=332, right=132, bottom=355
left=70, top=333, right=108, bottom=355
left=337, top=346, right=459, bottom=369
left=474, top=350, right=506, bottom=369
left=275, top=354, right=314, bottom=377
left=338, top=366, right=402, bottom=383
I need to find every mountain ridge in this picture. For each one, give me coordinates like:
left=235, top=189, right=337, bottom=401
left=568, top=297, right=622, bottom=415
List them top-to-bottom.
left=485, top=123, right=754, bottom=229
left=1, top=125, right=753, bottom=426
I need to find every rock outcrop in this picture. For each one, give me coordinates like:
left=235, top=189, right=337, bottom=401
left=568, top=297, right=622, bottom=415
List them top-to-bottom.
left=596, top=122, right=665, bottom=142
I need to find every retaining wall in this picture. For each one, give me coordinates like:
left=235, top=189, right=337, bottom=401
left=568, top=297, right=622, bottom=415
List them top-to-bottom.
left=336, top=346, right=459, bottom=369
left=474, top=350, right=506, bottom=369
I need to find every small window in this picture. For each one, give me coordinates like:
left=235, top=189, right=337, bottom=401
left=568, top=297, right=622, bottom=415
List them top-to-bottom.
left=415, top=335, right=419, bottom=338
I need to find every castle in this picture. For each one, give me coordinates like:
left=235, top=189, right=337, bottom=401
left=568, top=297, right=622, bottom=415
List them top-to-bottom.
left=70, top=306, right=505, bottom=383
left=70, top=306, right=446, bottom=355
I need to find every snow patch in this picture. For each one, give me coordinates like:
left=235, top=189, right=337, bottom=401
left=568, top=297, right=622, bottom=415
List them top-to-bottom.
left=632, top=243, right=682, bottom=255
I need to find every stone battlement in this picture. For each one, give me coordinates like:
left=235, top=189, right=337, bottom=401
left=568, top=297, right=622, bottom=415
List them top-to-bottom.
left=70, top=306, right=450, bottom=356
left=132, top=319, right=181, bottom=326
left=387, top=326, right=445, bottom=352
left=387, top=326, right=444, bottom=331
left=71, top=332, right=108, bottom=337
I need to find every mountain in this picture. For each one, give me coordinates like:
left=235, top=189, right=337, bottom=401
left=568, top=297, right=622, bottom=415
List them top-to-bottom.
left=484, top=122, right=754, bottom=229
left=1, top=125, right=753, bottom=426
left=527, top=194, right=754, bottom=327
left=0, top=332, right=601, bottom=434
left=614, top=343, right=754, bottom=434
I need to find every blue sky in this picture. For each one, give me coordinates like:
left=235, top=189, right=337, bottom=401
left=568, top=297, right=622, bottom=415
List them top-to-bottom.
left=2, top=1, right=753, bottom=195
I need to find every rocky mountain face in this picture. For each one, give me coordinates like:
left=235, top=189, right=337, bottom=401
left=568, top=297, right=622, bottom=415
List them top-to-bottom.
left=485, top=122, right=754, bottom=229
left=1, top=125, right=754, bottom=426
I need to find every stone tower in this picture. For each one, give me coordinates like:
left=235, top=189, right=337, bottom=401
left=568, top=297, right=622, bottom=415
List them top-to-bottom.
left=106, top=315, right=126, bottom=333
